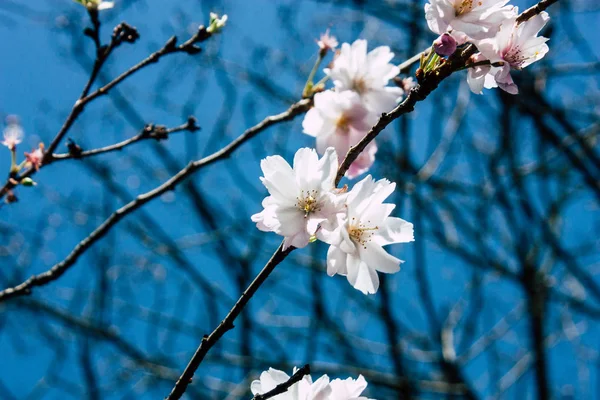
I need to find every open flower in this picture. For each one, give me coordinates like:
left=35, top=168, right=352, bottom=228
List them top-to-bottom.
left=74, top=0, right=114, bottom=10
left=425, top=0, right=516, bottom=44
left=467, top=12, right=550, bottom=94
left=318, top=29, right=339, bottom=53
left=325, top=39, right=403, bottom=114
left=302, top=90, right=378, bottom=179
left=2, top=124, right=24, bottom=150
left=24, top=144, right=44, bottom=170
left=252, top=147, right=344, bottom=250
left=319, top=175, right=414, bottom=294
left=250, top=368, right=331, bottom=400
left=329, top=375, right=372, bottom=400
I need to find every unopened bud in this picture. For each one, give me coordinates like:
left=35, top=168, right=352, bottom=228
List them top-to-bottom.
left=433, top=33, right=457, bottom=57
left=21, top=177, right=37, bottom=187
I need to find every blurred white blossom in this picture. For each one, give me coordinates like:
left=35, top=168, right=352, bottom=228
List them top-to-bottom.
left=325, top=39, right=403, bottom=114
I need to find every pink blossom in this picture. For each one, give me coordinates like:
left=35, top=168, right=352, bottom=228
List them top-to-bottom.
left=425, top=0, right=516, bottom=44
left=467, top=12, right=550, bottom=94
left=317, top=29, right=338, bottom=52
left=302, top=90, right=379, bottom=179
left=2, top=124, right=24, bottom=150
left=25, top=145, right=44, bottom=170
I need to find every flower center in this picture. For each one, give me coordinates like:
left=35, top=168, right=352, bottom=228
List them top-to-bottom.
left=455, top=0, right=474, bottom=15
left=504, top=45, right=537, bottom=69
left=352, top=78, right=368, bottom=94
left=336, top=114, right=351, bottom=133
left=295, top=190, right=320, bottom=217
left=348, top=217, right=379, bottom=249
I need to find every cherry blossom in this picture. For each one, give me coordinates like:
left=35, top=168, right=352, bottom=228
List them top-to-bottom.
left=74, top=0, right=114, bottom=10
left=425, top=0, right=516, bottom=44
left=467, top=12, right=550, bottom=94
left=318, top=29, right=339, bottom=53
left=325, top=39, right=403, bottom=114
left=302, top=90, right=378, bottom=179
left=2, top=124, right=24, bottom=150
left=24, top=144, right=44, bottom=170
left=251, top=147, right=344, bottom=250
left=319, top=175, right=414, bottom=294
left=250, top=368, right=331, bottom=400
left=329, top=375, right=372, bottom=400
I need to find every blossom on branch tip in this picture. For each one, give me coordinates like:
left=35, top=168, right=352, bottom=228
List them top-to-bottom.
left=73, top=0, right=114, bottom=10
left=425, top=0, right=516, bottom=44
left=467, top=11, right=550, bottom=95
left=207, top=12, right=228, bottom=33
left=318, top=29, right=339, bottom=53
left=325, top=39, right=403, bottom=114
left=302, top=90, right=378, bottom=179
left=2, top=124, right=24, bottom=150
left=25, top=144, right=44, bottom=170
left=251, top=147, right=344, bottom=250
left=319, top=175, right=414, bottom=294
left=250, top=367, right=331, bottom=400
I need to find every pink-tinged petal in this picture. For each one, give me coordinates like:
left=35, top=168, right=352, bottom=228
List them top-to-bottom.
left=518, top=11, right=549, bottom=42
left=302, top=108, right=327, bottom=138
left=346, top=141, right=377, bottom=179
left=283, top=230, right=311, bottom=250
left=360, top=241, right=402, bottom=274
left=327, top=245, right=348, bottom=276
left=310, top=375, right=332, bottom=400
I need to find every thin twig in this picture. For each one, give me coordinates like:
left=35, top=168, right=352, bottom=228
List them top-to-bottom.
left=0, top=22, right=209, bottom=201
left=0, top=99, right=311, bottom=302
left=51, top=117, right=199, bottom=161
left=165, top=243, right=295, bottom=400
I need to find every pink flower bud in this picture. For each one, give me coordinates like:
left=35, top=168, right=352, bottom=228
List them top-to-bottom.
left=433, top=33, right=457, bottom=57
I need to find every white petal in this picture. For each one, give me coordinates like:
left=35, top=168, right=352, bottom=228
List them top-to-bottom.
left=376, top=217, right=414, bottom=245
left=361, top=240, right=402, bottom=274
left=327, top=245, right=348, bottom=276
left=346, top=255, right=379, bottom=294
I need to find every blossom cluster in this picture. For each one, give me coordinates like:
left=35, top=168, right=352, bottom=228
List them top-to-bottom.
left=425, top=0, right=551, bottom=94
left=302, top=39, right=405, bottom=179
left=252, top=147, right=414, bottom=295
left=251, top=367, right=373, bottom=400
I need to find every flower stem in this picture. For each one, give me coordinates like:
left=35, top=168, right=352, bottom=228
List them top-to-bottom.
left=302, top=53, right=325, bottom=98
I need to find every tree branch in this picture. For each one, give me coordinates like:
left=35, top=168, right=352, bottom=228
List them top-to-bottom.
left=0, top=98, right=311, bottom=302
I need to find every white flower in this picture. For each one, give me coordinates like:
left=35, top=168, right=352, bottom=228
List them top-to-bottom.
left=74, top=0, right=114, bottom=10
left=425, top=0, right=516, bottom=44
left=207, top=12, right=228, bottom=33
left=467, top=12, right=550, bottom=94
left=318, top=29, right=339, bottom=52
left=325, top=39, right=403, bottom=114
left=302, top=90, right=378, bottom=179
left=2, top=124, right=24, bottom=150
left=252, top=147, right=344, bottom=250
left=319, top=175, right=414, bottom=294
left=250, top=368, right=331, bottom=400
left=329, top=375, right=372, bottom=400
